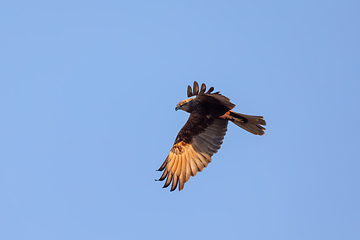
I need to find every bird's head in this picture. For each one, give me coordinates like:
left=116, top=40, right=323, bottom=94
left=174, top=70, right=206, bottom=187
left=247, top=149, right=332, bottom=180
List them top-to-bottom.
left=175, top=98, right=194, bottom=112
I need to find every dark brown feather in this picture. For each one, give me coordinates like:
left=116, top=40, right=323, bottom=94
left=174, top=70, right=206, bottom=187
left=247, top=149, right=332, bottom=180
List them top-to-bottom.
left=193, top=81, right=199, bottom=95
left=200, top=83, right=206, bottom=94
left=187, top=85, right=193, bottom=97
left=206, top=87, right=214, bottom=94
left=199, top=93, right=236, bottom=110
left=229, top=111, right=267, bottom=135
left=174, top=113, right=215, bottom=144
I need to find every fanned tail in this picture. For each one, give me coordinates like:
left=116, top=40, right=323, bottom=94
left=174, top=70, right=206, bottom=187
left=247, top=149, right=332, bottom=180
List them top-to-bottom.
left=229, top=111, right=266, bottom=135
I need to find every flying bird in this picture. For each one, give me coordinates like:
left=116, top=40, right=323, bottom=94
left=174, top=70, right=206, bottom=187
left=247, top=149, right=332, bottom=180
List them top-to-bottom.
left=157, top=81, right=266, bottom=191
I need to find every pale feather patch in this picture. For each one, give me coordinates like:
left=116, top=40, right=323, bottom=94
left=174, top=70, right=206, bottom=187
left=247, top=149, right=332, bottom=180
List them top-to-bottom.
left=157, top=119, right=228, bottom=191
left=191, top=147, right=209, bottom=167
left=166, top=153, right=176, bottom=173
left=170, top=155, right=180, bottom=175
left=179, top=157, right=187, bottom=190
left=189, top=158, right=198, bottom=176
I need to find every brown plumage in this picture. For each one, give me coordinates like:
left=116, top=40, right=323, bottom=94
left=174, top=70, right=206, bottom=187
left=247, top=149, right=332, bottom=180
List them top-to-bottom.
left=157, top=81, right=266, bottom=191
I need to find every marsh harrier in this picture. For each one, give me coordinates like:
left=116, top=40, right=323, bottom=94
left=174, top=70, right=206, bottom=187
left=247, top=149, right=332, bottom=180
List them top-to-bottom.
left=157, top=82, right=266, bottom=191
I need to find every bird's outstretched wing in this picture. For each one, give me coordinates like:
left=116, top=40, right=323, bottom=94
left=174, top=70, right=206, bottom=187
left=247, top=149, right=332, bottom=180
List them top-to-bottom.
left=188, top=81, right=235, bottom=110
left=157, top=115, right=228, bottom=191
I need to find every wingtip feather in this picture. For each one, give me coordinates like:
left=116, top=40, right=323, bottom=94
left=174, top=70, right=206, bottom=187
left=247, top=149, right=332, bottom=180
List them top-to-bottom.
left=193, top=81, right=199, bottom=95
left=200, top=83, right=206, bottom=94
left=187, top=85, right=193, bottom=97
left=206, top=86, right=214, bottom=94
left=163, top=173, right=172, bottom=188
left=171, top=175, right=179, bottom=191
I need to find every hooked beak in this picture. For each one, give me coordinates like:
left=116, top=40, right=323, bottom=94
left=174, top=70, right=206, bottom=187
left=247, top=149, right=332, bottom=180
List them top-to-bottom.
left=175, top=106, right=179, bottom=111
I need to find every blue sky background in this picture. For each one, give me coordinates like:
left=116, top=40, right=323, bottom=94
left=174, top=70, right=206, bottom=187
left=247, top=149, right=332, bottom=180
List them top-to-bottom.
left=1, top=1, right=359, bottom=239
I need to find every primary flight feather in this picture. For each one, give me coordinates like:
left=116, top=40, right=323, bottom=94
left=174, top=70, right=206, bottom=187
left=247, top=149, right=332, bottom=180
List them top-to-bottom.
left=157, top=81, right=266, bottom=191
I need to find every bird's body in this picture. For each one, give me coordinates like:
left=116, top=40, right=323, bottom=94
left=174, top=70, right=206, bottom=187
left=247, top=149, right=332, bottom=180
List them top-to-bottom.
left=157, top=82, right=266, bottom=191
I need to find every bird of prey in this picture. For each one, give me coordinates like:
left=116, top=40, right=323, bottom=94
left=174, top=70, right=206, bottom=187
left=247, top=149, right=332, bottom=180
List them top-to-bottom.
left=157, top=81, right=266, bottom=191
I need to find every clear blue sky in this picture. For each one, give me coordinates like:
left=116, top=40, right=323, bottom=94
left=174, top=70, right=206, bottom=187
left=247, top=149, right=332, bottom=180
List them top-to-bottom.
left=1, top=1, right=359, bottom=239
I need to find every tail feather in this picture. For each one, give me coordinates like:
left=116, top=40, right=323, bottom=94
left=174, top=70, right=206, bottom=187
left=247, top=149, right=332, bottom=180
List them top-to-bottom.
left=229, top=111, right=266, bottom=135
